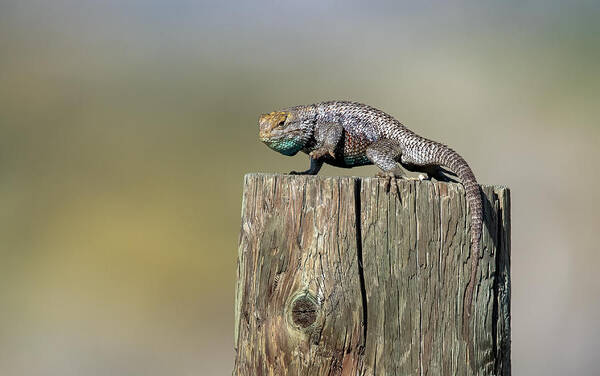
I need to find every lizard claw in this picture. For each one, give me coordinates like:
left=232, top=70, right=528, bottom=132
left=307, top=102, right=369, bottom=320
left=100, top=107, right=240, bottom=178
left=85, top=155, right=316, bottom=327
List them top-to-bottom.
left=376, top=171, right=401, bottom=197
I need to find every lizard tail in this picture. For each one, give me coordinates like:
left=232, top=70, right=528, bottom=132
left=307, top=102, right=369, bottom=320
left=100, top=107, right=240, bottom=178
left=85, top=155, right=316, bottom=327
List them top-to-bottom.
left=436, top=147, right=483, bottom=319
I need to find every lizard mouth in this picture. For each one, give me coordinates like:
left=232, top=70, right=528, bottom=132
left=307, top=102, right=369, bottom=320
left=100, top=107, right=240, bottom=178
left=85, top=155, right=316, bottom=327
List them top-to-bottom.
left=259, top=131, right=270, bottom=141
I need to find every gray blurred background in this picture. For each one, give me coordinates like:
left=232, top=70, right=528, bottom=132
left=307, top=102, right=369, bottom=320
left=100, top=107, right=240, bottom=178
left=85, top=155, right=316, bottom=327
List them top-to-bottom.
left=1, top=1, right=599, bottom=375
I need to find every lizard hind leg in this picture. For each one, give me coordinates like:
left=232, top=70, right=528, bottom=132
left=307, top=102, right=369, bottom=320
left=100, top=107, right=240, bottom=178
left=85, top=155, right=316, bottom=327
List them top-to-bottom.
left=366, top=140, right=406, bottom=194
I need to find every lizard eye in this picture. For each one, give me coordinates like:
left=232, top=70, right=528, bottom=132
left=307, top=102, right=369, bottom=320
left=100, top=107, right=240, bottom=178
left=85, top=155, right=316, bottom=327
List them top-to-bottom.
left=278, top=120, right=285, bottom=127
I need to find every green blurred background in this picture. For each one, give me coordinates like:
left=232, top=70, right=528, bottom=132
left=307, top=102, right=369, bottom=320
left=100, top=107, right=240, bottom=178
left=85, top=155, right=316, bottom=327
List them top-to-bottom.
left=1, top=1, right=599, bottom=375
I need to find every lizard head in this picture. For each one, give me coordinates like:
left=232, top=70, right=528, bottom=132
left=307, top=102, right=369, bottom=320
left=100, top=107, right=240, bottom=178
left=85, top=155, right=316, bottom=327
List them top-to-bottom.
left=258, top=109, right=313, bottom=156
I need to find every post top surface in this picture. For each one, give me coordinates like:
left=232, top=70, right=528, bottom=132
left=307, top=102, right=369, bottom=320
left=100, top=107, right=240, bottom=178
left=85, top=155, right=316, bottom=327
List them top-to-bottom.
left=244, top=172, right=508, bottom=191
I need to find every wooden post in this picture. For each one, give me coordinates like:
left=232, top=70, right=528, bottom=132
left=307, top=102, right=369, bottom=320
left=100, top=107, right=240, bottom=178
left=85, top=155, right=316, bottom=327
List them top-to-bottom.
left=234, top=173, right=510, bottom=375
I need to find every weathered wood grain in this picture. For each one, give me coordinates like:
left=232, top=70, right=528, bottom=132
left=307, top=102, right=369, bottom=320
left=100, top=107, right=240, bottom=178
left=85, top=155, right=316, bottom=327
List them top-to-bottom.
left=234, top=173, right=510, bottom=376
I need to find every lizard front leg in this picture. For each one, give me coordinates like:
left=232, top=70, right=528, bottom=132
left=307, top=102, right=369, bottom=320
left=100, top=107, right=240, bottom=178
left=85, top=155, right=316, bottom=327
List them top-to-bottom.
left=289, top=122, right=342, bottom=175
left=309, top=122, right=343, bottom=160
left=290, top=158, right=323, bottom=175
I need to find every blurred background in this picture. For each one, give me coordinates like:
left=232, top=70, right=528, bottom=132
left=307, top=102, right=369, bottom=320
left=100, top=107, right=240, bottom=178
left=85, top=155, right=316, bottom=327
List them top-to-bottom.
left=1, top=1, right=598, bottom=375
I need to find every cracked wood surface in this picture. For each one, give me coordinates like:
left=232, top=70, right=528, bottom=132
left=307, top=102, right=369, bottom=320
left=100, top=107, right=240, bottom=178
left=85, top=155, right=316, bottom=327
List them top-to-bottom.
left=234, top=173, right=510, bottom=376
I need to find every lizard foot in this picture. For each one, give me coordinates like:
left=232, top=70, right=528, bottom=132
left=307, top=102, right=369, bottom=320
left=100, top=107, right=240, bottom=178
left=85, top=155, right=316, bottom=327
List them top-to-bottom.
left=309, top=147, right=335, bottom=160
left=289, top=170, right=318, bottom=175
left=376, top=170, right=405, bottom=196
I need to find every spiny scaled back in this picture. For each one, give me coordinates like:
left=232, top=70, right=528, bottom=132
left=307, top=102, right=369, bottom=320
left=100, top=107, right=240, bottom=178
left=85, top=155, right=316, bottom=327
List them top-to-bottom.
left=258, top=100, right=483, bottom=318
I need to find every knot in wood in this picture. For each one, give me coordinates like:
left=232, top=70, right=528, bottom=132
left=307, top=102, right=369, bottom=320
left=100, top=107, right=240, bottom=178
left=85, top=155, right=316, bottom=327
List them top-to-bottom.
left=291, top=295, right=318, bottom=328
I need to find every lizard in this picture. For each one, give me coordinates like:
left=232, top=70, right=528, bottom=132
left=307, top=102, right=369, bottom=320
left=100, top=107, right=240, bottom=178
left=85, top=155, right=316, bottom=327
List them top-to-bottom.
left=258, top=100, right=483, bottom=322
